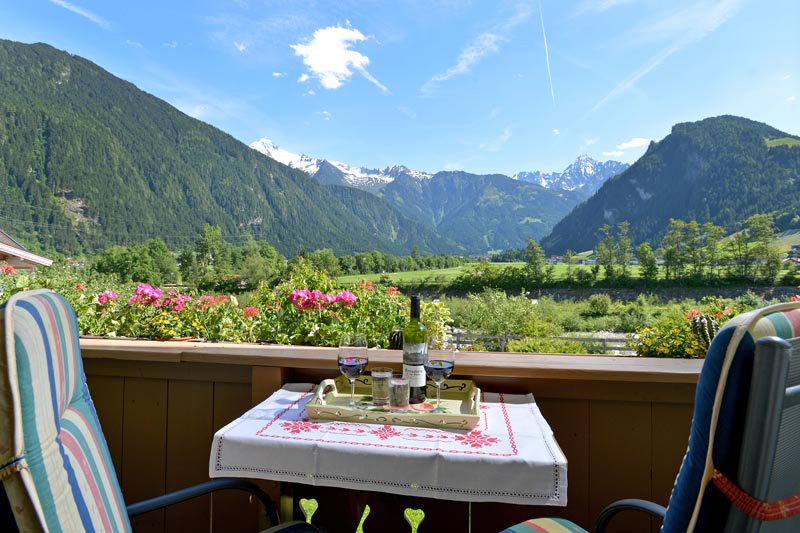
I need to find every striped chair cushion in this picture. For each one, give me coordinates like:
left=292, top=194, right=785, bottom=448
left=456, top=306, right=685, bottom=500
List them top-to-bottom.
left=0, top=290, right=130, bottom=532
left=662, top=303, right=800, bottom=532
left=500, top=517, right=587, bottom=532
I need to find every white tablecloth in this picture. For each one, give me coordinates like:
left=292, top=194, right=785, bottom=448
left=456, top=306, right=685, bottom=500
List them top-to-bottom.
left=209, top=383, right=567, bottom=506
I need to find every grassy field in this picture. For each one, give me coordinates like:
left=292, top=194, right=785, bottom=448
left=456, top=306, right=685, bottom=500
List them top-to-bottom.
left=767, top=137, right=800, bottom=148
left=773, top=229, right=800, bottom=252
left=337, top=263, right=492, bottom=284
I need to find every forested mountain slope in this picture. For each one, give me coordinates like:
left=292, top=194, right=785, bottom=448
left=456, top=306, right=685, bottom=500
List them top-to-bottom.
left=0, top=39, right=457, bottom=255
left=542, top=116, right=800, bottom=253
left=380, top=171, right=579, bottom=252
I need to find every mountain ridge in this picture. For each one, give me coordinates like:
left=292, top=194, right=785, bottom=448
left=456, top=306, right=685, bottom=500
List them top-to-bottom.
left=0, top=39, right=460, bottom=256
left=541, top=115, right=800, bottom=254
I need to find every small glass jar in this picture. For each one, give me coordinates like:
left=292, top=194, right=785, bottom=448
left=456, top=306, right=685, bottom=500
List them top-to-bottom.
left=371, top=367, right=393, bottom=406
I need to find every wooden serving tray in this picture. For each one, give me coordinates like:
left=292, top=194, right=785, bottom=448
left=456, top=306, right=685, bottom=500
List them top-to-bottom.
left=306, top=375, right=481, bottom=430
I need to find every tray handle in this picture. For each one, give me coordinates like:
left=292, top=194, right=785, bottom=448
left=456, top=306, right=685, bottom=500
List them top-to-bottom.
left=311, top=378, right=337, bottom=405
left=468, top=385, right=479, bottom=411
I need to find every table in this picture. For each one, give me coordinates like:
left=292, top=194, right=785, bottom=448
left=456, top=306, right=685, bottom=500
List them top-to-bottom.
left=210, top=383, right=567, bottom=510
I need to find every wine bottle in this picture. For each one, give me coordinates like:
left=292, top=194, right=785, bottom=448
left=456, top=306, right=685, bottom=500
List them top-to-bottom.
left=403, top=295, right=427, bottom=404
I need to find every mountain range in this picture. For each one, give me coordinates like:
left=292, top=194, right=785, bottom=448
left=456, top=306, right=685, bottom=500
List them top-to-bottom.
left=3, top=39, right=798, bottom=259
left=542, top=116, right=800, bottom=253
left=250, top=137, right=627, bottom=198
left=249, top=139, right=629, bottom=250
left=513, top=155, right=629, bottom=197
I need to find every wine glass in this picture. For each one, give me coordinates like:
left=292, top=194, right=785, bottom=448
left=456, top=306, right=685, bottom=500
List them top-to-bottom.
left=338, top=334, right=368, bottom=408
left=425, top=348, right=455, bottom=413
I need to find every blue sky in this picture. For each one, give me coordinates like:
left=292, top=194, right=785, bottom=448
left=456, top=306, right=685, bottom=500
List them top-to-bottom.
left=2, top=0, right=799, bottom=175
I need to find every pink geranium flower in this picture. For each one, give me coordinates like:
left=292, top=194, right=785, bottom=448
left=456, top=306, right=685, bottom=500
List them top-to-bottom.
left=97, top=291, right=119, bottom=305
left=334, top=291, right=357, bottom=307
left=244, top=306, right=260, bottom=318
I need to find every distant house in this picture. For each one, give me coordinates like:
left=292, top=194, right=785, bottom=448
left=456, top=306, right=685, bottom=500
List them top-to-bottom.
left=0, top=230, right=53, bottom=271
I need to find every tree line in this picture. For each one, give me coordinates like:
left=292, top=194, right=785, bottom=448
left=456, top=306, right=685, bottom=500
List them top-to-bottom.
left=92, top=225, right=470, bottom=290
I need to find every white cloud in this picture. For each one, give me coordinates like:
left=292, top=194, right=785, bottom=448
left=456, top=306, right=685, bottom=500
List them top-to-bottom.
left=48, top=0, right=108, bottom=27
left=577, top=0, right=638, bottom=14
left=591, top=0, right=744, bottom=112
left=420, top=5, right=532, bottom=96
left=291, top=26, right=388, bottom=92
left=420, top=33, right=503, bottom=96
left=125, top=40, right=143, bottom=48
left=163, top=41, right=178, bottom=48
left=234, top=41, right=247, bottom=52
left=272, top=71, right=286, bottom=77
left=298, top=73, right=310, bottom=83
left=781, top=74, right=792, bottom=81
left=306, top=89, right=316, bottom=96
left=788, top=96, right=797, bottom=102
left=180, top=103, right=211, bottom=119
left=398, top=106, right=417, bottom=119
left=318, top=111, right=332, bottom=120
left=480, top=127, right=512, bottom=152
left=552, top=129, right=560, bottom=136
left=616, top=137, right=650, bottom=150
left=584, top=138, right=599, bottom=146
left=602, top=150, right=625, bottom=157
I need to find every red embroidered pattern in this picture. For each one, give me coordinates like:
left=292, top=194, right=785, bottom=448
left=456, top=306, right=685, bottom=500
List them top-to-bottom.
left=280, top=419, right=321, bottom=434
left=371, top=425, right=402, bottom=440
left=454, top=431, right=500, bottom=449
left=712, top=469, right=800, bottom=521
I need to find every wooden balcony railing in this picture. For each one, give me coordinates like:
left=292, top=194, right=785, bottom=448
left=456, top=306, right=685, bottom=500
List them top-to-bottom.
left=80, top=339, right=702, bottom=533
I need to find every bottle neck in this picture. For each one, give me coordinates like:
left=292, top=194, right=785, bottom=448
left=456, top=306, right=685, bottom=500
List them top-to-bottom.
left=410, top=296, right=420, bottom=319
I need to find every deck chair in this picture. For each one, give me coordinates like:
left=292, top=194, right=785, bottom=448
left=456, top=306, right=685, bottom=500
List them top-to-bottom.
left=0, top=289, right=317, bottom=532
left=502, top=303, right=800, bottom=532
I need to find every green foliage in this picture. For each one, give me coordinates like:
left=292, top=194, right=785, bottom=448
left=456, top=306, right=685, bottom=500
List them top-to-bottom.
left=94, top=238, right=177, bottom=285
left=637, top=242, right=658, bottom=283
left=446, top=290, right=562, bottom=337
left=586, top=294, right=612, bottom=316
left=506, top=337, right=588, bottom=355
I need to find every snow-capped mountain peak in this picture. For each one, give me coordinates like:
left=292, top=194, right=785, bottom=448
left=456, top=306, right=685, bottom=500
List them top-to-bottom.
left=249, top=137, right=431, bottom=192
left=513, top=155, right=628, bottom=194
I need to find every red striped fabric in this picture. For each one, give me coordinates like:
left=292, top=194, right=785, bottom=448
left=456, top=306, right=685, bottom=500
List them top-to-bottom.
left=712, top=469, right=800, bottom=521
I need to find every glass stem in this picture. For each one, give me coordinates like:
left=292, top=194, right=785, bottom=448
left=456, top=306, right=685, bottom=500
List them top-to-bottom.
left=350, top=378, right=356, bottom=406
left=436, top=383, right=441, bottom=407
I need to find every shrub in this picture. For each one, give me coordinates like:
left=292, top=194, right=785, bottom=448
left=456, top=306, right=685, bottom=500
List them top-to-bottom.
left=445, top=289, right=560, bottom=337
left=586, top=293, right=612, bottom=316
left=507, top=337, right=588, bottom=354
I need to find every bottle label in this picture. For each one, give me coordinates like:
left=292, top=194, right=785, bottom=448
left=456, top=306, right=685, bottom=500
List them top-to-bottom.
left=403, top=342, right=427, bottom=365
left=403, top=364, right=427, bottom=388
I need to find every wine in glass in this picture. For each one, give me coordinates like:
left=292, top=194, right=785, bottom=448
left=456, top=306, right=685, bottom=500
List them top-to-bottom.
left=338, top=334, right=368, bottom=407
left=425, top=348, right=455, bottom=413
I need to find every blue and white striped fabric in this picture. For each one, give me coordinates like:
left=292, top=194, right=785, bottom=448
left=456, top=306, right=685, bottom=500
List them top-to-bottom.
left=0, top=289, right=130, bottom=532
left=662, top=302, right=800, bottom=532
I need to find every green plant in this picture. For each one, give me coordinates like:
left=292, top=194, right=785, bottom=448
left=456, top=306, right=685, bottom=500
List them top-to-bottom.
left=586, top=294, right=612, bottom=316
left=690, top=313, right=720, bottom=349
left=506, top=337, right=588, bottom=354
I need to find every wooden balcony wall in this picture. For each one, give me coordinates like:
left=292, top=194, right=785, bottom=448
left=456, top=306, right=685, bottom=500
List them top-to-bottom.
left=80, top=339, right=702, bottom=533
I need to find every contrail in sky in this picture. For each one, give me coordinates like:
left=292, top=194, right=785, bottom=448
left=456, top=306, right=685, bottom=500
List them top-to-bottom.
left=539, top=0, right=555, bottom=106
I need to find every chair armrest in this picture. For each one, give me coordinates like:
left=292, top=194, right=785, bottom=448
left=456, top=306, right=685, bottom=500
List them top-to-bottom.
left=126, top=478, right=279, bottom=526
left=595, top=499, right=667, bottom=533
